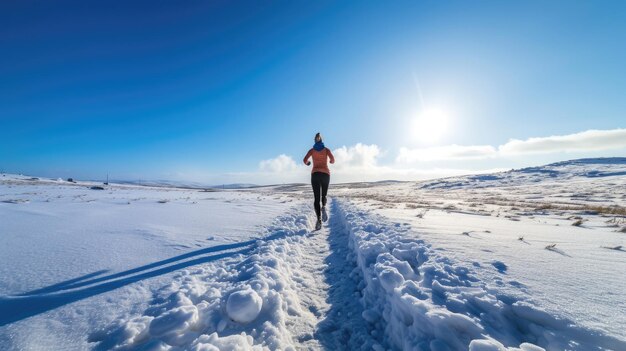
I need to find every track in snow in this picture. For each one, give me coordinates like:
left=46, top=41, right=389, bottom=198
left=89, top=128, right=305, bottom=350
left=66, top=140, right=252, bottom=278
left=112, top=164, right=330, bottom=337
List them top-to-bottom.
left=33, top=200, right=626, bottom=350
left=287, top=200, right=382, bottom=350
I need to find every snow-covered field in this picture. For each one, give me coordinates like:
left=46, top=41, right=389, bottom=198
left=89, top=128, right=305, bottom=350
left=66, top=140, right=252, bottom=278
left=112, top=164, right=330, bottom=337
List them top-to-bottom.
left=1, top=158, right=625, bottom=350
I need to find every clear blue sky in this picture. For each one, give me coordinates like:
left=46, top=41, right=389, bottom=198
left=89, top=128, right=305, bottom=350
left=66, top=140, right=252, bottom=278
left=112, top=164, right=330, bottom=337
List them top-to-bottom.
left=1, top=1, right=625, bottom=183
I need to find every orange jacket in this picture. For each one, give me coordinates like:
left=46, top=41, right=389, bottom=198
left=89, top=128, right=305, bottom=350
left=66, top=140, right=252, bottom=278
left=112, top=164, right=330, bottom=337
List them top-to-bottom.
left=303, top=148, right=335, bottom=174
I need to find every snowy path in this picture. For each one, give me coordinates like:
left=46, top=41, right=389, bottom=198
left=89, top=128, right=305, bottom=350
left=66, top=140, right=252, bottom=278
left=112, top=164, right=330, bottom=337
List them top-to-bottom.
left=3, top=171, right=625, bottom=350
left=84, top=199, right=626, bottom=350
left=86, top=200, right=378, bottom=350
left=291, top=201, right=382, bottom=350
left=314, top=201, right=387, bottom=350
left=278, top=213, right=330, bottom=350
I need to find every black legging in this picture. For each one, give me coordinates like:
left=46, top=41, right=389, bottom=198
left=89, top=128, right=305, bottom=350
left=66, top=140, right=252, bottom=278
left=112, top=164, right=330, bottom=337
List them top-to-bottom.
left=311, top=172, right=330, bottom=219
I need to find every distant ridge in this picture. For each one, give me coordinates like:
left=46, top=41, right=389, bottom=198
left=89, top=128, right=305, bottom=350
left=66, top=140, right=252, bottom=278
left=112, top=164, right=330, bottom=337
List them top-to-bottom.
left=3, top=157, right=625, bottom=190
left=420, top=157, right=626, bottom=190
left=546, top=157, right=626, bottom=167
left=115, top=180, right=259, bottom=189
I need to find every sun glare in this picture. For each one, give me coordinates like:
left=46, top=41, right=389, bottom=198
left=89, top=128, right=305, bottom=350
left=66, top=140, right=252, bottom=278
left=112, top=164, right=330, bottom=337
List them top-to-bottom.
left=411, top=108, right=448, bottom=144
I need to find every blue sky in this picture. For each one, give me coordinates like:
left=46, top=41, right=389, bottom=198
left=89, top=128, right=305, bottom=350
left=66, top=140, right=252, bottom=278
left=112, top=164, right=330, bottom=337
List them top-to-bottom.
left=1, top=1, right=625, bottom=184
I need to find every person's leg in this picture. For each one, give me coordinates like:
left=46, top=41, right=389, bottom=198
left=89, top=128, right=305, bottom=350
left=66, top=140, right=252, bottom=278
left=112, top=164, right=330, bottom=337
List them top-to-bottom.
left=311, top=173, right=322, bottom=219
left=320, top=173, right=330, bottom=222
left=321, top=173, right=330, bottom=208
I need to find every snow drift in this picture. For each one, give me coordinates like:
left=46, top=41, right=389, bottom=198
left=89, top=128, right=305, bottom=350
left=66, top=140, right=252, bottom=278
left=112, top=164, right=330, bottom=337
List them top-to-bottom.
left=334, top=200, right=626, bottom=351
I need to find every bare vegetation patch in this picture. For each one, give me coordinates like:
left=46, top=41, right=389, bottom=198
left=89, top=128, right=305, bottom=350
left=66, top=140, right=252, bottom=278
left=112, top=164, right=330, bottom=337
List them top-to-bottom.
left=606, top=217, right=626, bottom=227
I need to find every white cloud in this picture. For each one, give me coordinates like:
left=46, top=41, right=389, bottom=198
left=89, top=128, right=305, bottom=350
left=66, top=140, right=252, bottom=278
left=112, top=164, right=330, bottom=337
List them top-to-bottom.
left=210, top=128, right=626, bottom=185
left=397, top=128, right=626, bottom=164
left=498, top=128, right=626, bottom=155
left=253, top=143, right=389, bottom=183
left=332, top=143, right=381, bottom=169
left=397, top=144, right=497, bottom=163
left=259, top=154, right=298, bottom=173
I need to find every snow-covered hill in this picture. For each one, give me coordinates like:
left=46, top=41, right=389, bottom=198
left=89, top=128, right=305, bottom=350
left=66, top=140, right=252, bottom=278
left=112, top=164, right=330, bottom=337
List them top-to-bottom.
left=419, top=157, right=626, bottom=190
left=1, top=158, right=624, bottom=350
left=116, top=180, right=260, bottom=190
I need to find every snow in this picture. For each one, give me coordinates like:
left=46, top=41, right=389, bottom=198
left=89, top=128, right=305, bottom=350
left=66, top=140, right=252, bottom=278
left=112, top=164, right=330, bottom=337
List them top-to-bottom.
left=1, top=158, right=625, bottom=350
left=341, top=158, right=626, bottom=344
left=0, top=175, right=300, bottom=350
left=334, top=200, right=624, bottom=350
left=84, top=207, right=314, bottom=350
left=226, top=289, right=263, bottom=324
left=192, top=333, right=258, bottom=351
left=468, top=340, right=545, bottom=351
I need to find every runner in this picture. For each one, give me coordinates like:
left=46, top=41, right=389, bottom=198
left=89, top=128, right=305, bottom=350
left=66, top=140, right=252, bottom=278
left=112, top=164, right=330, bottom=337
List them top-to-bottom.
left=303, top=132, right=335, bottom=230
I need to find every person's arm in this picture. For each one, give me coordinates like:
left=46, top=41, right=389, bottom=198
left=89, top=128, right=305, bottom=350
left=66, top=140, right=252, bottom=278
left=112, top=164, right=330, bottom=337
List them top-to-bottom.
left=327, top=148, right=335, bottom=164
left=303, top=149, right=313, bottom=165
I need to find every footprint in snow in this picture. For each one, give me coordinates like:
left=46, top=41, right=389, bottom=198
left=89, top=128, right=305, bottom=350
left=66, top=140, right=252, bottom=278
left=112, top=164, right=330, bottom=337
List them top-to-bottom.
left=491, top=261, right=508, bottom=273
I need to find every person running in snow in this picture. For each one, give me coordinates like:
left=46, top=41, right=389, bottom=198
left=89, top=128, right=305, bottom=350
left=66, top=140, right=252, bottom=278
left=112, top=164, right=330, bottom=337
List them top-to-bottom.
left=303, top=132, right=335, bottom=230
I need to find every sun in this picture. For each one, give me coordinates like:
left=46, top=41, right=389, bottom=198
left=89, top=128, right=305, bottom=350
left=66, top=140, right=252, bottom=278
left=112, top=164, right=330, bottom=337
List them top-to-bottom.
left=411, top=108, right=448, bottom=144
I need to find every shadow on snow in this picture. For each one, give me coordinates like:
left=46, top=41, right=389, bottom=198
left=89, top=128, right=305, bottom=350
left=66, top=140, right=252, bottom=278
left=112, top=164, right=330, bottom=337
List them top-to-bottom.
left=0, top=230, right=295, bottom=327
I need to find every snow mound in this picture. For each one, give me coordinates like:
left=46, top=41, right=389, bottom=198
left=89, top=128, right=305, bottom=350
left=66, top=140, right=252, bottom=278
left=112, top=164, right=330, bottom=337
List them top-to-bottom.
left=420, top=157, right=626, bottom=190
left=335, top=199, right=626, bottom=350
left=91, top=206, right=312, bottom=350
left=226, top=288, right=262, bottom=323
left=149, top=304, right=198, bottom=337
left=192, top=332, right=260, bottom=351
left=469, top=339, right=545, bottom=351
